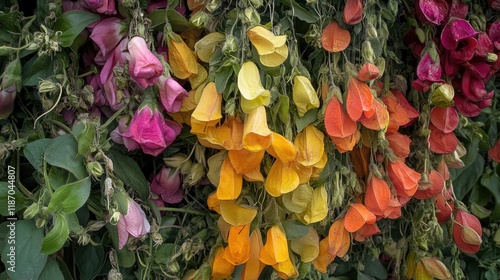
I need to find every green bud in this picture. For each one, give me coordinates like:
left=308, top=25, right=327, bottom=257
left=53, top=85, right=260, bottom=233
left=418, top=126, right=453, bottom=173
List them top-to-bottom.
left=205, top=0, right=221, bottom=12
left=243, top=7, right=261, bottom=25
left=190, top=11, right=211, bottom=29
left=366, top=22, right=378, bottom=38
left=222, top=35, right=238, bottom=55
left=362, top=41, right=375, bottom=63
left=486, top=53, right=498, bottom=63
left=2, top=59, right=21, bottom=90
left=431, top=83, right=454, bottom=107
left=87, top=162, right=104, bottom=178
left=185, top=163, right=205, bottom=186
left=23, top=202, right=40, bottom=219
left=110, top=211, right=121, bottom=225
left=35, top=217, right=47, bottom=228
left=88, top=220, right=106, bottom=231
left=493, top=229, right=500, bottom=245
left=78, top=233, right=91, bottom=246
left=108, top=268, right=123, bottom=280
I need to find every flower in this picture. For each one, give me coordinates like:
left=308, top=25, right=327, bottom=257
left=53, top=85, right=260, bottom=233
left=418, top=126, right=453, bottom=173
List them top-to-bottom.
left=84, top=0, right=116, bottom=14
left=415, top=0, right=449, bottom=26
left=90, top=17, right=125, bottom=59
left=247, top=26, right=288, bottom=67
left=168, top=33, right=198, bottom=79
left=127, top=36, right=164, bottom=88
left=238, top=61, right=270, bottom=113
left=292, top=75, right=320, bottom=117
left=157, top=76, right=188, bottom=113
left=0, top=84, right=16, bottom=120
left=121, top=101, right=182, bottom=156
left=150, top=166, right=184, bottom=204
left=117, top=197, right=151, bottom=249
left=453, top=209, right=482, bottom=254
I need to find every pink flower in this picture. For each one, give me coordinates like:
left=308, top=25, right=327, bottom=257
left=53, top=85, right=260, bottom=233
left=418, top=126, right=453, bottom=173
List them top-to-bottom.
left=84, top=0, right=116, bottom=14
left=415, top=0, right=449, bottom=26
left=90, top=18, right=125, bottom=59
left=441, top=19, right=477, bottom=51
left=488, top=20, right=500, bottom=50
left=127, top=37, right=164, bottom=89
left=417, top=52, right=443, bottom=82
left=157, top=76, right=188, bottom=113
left=0, top=84, right=16, bottom=120
left=120, top=103, right=181, bottom=156
left=111, top=115, right=140, bottom=151
left=150, top=167, right=184, bottom=204
left=117, top=197, right=151, bottom=249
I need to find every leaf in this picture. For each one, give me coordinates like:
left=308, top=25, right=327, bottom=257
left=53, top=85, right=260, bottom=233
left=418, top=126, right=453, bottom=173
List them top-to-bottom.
left=278, top=0, right=318, bottom=23
left=148, top=9, right=194, bottom=32
left=53, top=10, right=99, bottom=47
left=321, top=21, right=351, bottom=52
left=215, top=66, right=233, bottom=96
left=325, top=96, right=357, bottom=138
left=296, top=108, right=318, bottom=133
left=75, top=121, right=95, bottom=156
left=45, top=134, right=87, bottom=180
left=23, top=138, right=52, bottom=172
left=107, top=149, right=150, bottom=200
left=452, top=155, right=484, bottom=200
left=48, top=166, right=76, bottom=190
left=480, top=172, right=500, bottom=221
left=47, top=177, right=91, bottom=214
left=0, top=182, right=26, bottom=216
left=41, top=214, right=70, bottom=254
left=282, top=219, right=309, bottom=240
left=1, top=220, right=47, bottom=280
left=75, top=244, right=104, bottom=280
left=364, top=255, right=388, bottom=279
left=38, top=259, right=64, bottom=280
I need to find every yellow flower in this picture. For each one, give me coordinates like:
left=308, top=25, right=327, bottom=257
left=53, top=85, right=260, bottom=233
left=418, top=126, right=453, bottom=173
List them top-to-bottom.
left=247, top=26, right=288, bottom=67
left=194, top=32, right=225, bottom=63
left=168, top=33, right=198, bottom=79
left=238, top=61, right=271, bottom=113
left=188, top=63, right=208, bottom=90
left=293, top=75, right=320, bottom=117
left=191, top=82, right=222, bottom=133
left=242, top=106, right=273, bottom=152
left=294, top=125, right=325, bottom=166
left=266, top=132, right=297, bottom=165
left=216, top=157, right=243, bottom=200
left=265, top=159, right=300, bottom=197
left=298, top=185, right=328, bottom=224
left=219, top=200, right=258, bottom=226
left=225, top=224, right=251, bottom=265
left=259, top=225, right=289, bottom=265
left=290, top=226, right=320, bottom=262
left=242, top=230, right=265, bottom=280
left=211, top=247, right=235, bottom=279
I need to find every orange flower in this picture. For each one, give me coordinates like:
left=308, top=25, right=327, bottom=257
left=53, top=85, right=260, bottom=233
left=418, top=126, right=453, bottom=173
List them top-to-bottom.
left=343, top=0, right=363, bottom=25
left=321, top=21, right=351, bottom=52
left=168, top=33, right=198, bottom=79
left=358, top=62, right=380, bottom=81
left=346, top=77, right=375, bottom=122
left=325, top=95, right=357, bottom=138
left=360, top=98, right=389, bottom=131
left=242, top=106, right=273, bottom=152
left=330, top=129, right=361, bottom=153
left=386, top=131, right=412, bottom=158
left=266, top=132, right=297, bottom=165
left=228, top=149, right=264, bottom=174
left=216, top=157, right=243, bottom=200
left=387, top=159, right=421, bottom=197
left=364, top=175, right=391, bottom=216
left=344, top=203, right=376, bottom=233
left=327, top=218, right=351, bottom=257
left=225, top=224, right=251, bottom=265
left=260, top=225, right=289, bottom=265
left=241, top=230, right=265, bottom=280
left=313, top=237, right=335, bottom=273
left=211, top=247, right=235, bottom=279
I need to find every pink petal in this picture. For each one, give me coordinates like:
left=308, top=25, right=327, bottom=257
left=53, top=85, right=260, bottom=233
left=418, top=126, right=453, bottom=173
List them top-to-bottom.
left=416, top=0, right=449, bottom=26
left=417, top=52, right=443, bottom=82
left=117, top=214, right=130, bottom=249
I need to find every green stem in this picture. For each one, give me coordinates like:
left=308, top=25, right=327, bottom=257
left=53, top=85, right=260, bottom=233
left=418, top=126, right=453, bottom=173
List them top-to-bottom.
left=101, top=105, right=127, bottom=129
left=157, top=207, right=206, bottom=216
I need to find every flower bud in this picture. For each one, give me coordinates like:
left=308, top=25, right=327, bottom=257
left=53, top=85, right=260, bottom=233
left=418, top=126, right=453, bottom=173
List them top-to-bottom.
left=205, top=0, right=221, bottom=12
left=243, top=7, right=261, bottom=25
left=190, top=10, right=211, bottom=29
left=222, top=35, right=238, bottom=55
left=362, top=41, right=375, bottom=63
left=486, top=52, right=498, bottom=63
left=38, top=80, right=57, bottom=93
left=431, top=83, right=454, bottom=107
left=0, top=86, right=16, bottom=120
left=163, top=153, right=188, bottom=168
left=87, top=161, right=104, bottom=179
left=185, top=163, right=205, bottom=186
left=23, top=202, right=40, bottom=219
left=110, top=211, right=121, bottom=225
left=35, top=217, right=47, bottom=228
left=88, top=220, right=106, bottom=231
left=78, top=233, right=91, bottom=246
left=167, top=260, right=180, bottom=273
left=108, top=268, right=123, bottom=280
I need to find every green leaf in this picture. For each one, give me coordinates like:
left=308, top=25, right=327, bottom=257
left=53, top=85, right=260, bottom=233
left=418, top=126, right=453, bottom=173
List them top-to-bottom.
left=279, top=0, right=317, bottom=23
left=148, top=9, right=194, bottom=32
left=53, top=10, right=99, bottom=47
left=0, top=11, right=21, bottom=33
left=22, top=55, right=54, bottom=86
left=215, top=66, right=233, bottom=96
left=296, top=108, right=317, bottom=132
left=76, top=122, right=96, bottom=156
left=45, top=134, right=87, bottom=180
left=23, top=138, right=52, bottom=172
left=450, top=139, right=479, bottom=178
left=107, top=149, right=150, bottom=200
left=452, top=155, right=484, bottom=200
left=48, top=166, right=76, bottom=190
left=481, top=172, right=500, bottom=221
left=47, top=177, right=91, bottom=214
left=0, top=182, right=26, bottom=216
left=41, top=213, right=70, bottom=255
left=282, top=219, right=309, bottom=240
left=1, top=220, right=47, bottom=280
left=75, top=244, right=104, bottom=280
left=153, top=244, right=176, bottom=265
left=363, top=255, right=388, bottom=280
left=39, top=259, right=64, bottom=280
left=358, top=272, right=375, bottom=280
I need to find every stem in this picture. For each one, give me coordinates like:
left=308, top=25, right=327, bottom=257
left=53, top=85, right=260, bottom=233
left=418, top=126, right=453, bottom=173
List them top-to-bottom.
left=33, top=83, right=64, bottom=128
left=101, top=105, right=127, bottom=129
left=157, top=207, right=206, bottom=215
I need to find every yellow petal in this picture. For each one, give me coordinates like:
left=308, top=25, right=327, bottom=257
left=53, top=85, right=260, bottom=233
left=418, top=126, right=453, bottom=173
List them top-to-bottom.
left=247, top=26, right=286, bottom=55
left=194, top=32, right=225, bottom=63
left=168, top=33, right=198, bottom=79
left=259, top=44, right=288, bottom=67
left=238, top=61, right=271, bottom=113
left=188, top=63, right=208, bottom=90
left=293, top=76, right=320, bottom=117
left=191, top=82, right=222, bottom=125
left=243, top=106, right=273, bottom=152
left=196, top=125, right=228, bottom=148
left=294, top=125, right=325, bottom=166
left=266, top=132, right=297, bottom=165
left=228, top=149, right=264, bottom=174
left=311, top=151, right=328, bottom=180
left=217, top=157, right=243, bottom=200
left=265, top=159, right=300, bottom=197
left=293, top=162, right=313, bottom=184
left=242, top=165, right=265, bottom=182
left=281, top=184, right=313, bottom=213
left=300, top=185, right=328, bottom=224
left=207, top=192, right=221, bottom=214
left=219, top=200, right=258, bottom=226
left=217, top=216, right=231, bottom=243
left=225, top=224, right=251, bottom=265
left=259, top=225, right=289, bottom=265
left=290, top=226, right=320, bottom=262
left=242, top=230, right=265, bottom=280
left=313, top=238, right=335, bottom=274
left=211, top=247, right=235, bottom=279
left=272, top=257, right=299, bottom=279
left=415, top=260, right=433, bottom=280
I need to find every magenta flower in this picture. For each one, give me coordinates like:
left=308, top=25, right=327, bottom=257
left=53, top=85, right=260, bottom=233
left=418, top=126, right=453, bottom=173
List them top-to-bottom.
left=84, top=0, right=116, bottom=15
left=415, top=0, right=449, bottom=26
left=447, top=0, right=468, bottom=20
left=488, top=0, right=500, bottom=10
left=90, top=17, right=125, bottom=59
left=441, top=19, right=477, bottom=51
left=488, top=20, right=500, bottom=50
left=474, top=33, right=494, bottom=58
left=127, top=37, right=164, bottom=89
left=448, top=37, right=478, bottom=64
left=417, top=52, right=443, bottom=82
left=461, top=70, right=492, bottom=102
left=157, top=76, right=188, bottom=113
left=0, top=84, right=16, bottom=120
left=454, top=95, right=482, bottom=117
left=120, top=103, right=181, bottom=156
left=111, top=116, right=140, bottom=151
left=150, top=167, right=184, bottom=204
left=117, top=197, right=150, bottom=249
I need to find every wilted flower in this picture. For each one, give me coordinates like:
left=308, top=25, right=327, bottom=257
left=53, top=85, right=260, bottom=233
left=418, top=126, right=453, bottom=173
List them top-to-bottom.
left=127, top=36, right=164, bottom=88
left=157, top=76, right=188, bottom=113
left=120, top=100, right=181, bottom=156
left=150, top=166, right=184, bottom=204
left=117, top=197, right=151, bottom=249
left=453, top=209, right=482, bottom=254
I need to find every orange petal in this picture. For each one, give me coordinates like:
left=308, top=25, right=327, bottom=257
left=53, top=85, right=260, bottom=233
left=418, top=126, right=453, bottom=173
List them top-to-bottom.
left=321, top=21, right=351, bottom=52
left=358, top=62, right=380, bottom=81
left=346, top=77, right=374, bottom=121
left=325, top=95, right=358, bottom=138
left=360, top=98, right=389, bottom=131
left=243, top=106, right=273, bottom=152
left=294, top=125, right=325, bottom=166
left=330, top=129, right=361, bottom=153
left=386, top=131, right=412, bottom=158
left=266, top=132, right=297, bottom=165
left=228, top=149, right=265, bottom=174
left=217, top=158, right=243, bottom=200
left=265, top=159, right=300, bottom=197
left=387, top=159, right=421, bottom=197
left=242, top=165, right=265, bottom=182
left=364, top=175, right=391, bottom=216
left=207, top=192, right=221, bottom=214
left=220, top=200, right=258, bottom=226
left=344, top=203, right=377, bottom=233
left=327, top=218, right=351, bottom=257
left=353, top=223, right=381, bottom=242
left=225, top=224, right=251, bottom=265
left=260, top=225, right=289, bottom=265
left=242, top=230, right=265, bottom=280
left=313, top=238, right=336, bottom=274
left=211, top=247, right=235, bottom=279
